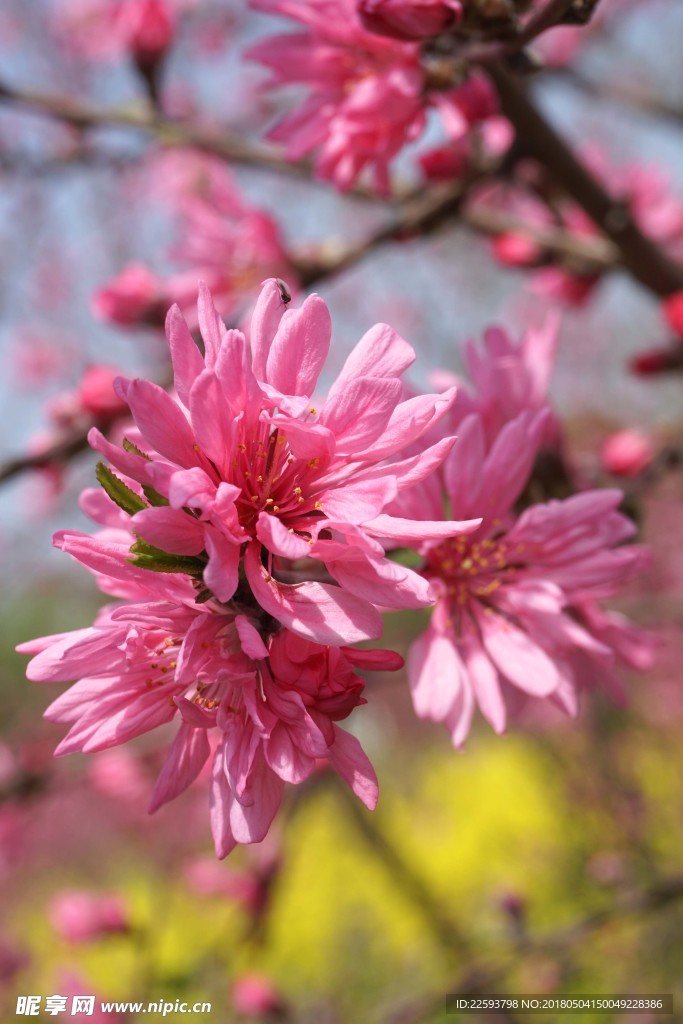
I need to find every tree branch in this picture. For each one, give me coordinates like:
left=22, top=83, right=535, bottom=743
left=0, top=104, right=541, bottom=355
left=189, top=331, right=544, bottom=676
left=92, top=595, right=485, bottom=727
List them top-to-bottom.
left=487, top=62, right=683, bottom=296
left=0, top=79, right=314, bottom=181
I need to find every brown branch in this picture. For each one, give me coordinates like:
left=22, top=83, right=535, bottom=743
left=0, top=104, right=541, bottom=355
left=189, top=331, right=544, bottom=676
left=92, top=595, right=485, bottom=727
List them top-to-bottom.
left=456, top=0, right=593, bottom=66
left=487, top=62, right=683, bottom=297
left=0, top=79, right=314, bottom=181
left=462, top=203, right=617, bottom=268
left=0, top=429, right=92, bottom=486
left=336, top=780, right=469, bottom=955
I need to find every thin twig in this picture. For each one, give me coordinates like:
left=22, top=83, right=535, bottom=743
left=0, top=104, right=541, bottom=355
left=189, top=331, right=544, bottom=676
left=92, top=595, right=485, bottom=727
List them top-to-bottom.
left=551, top=66, right=683, bottom=129
left=0, top=78, right=314, bottom=181
left=335, top=780, right=469, bottom=955
left=385, top=875, right=683, bottom=1024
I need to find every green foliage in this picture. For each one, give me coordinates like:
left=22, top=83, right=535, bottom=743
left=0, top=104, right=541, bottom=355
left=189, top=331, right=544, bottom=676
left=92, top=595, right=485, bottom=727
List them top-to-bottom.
left=96, top=463, right=147, bottom=516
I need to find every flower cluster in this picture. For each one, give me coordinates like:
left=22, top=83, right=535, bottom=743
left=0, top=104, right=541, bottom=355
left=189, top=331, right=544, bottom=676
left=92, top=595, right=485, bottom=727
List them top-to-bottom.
left=247, top=0, right=510, bottom=192
left=94, top=155, right=290, bottom=329
left=19, top=281, right=477, bottom=855
left=19, top=283, right=654, bottom=853
left=397, top=323, right=655, bottom=743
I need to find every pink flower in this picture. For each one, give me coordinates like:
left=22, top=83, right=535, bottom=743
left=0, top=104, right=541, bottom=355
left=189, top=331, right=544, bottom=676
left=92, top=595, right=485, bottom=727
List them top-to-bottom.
left=53, top=0, right=191, bottom=64
left=247, top=0, right=507, bottom=192
left=357, top=0, right=462, bottom=40
left=474, top=148, right=683, bottom=306
left=156, top=153, right=291, bottom=322
left=96, top=156, right=292, bottom=328
left=92, top=263, right=168, bottom=327
left=91, top=280, right=478, bottom=645
left=18, top=282, right=478, bottom=855
left=662, top=290, right=683, bottom=337
left=446, top=319, right=560, bottom=446
left=45, top=366, right=128, bottom=430
left=404, top=409, right=653, bottom=744
left=601, top=429, right=654, bottom=478
left=18, top=528, right=399, bottom=854
left=49, top=890, right=129, bottom=943
left=231, top=973, right=284, bottom=1017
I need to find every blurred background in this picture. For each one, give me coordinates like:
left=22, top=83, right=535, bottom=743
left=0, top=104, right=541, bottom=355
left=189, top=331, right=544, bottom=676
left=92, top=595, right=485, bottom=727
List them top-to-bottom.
left=1, top=0, right=683, bottom=1021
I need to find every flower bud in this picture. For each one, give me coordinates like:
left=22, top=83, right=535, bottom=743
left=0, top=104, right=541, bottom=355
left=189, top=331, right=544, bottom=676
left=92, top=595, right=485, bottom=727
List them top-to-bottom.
left=357, top=0, right=462, bottom=41
left=601, top=429, right=654, bottom=477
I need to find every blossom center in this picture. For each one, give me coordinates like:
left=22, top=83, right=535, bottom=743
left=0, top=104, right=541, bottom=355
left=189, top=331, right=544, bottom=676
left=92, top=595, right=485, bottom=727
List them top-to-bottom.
left=228, top=422, right=324, bottom=536
left=425, top=534, right=521, bottom=605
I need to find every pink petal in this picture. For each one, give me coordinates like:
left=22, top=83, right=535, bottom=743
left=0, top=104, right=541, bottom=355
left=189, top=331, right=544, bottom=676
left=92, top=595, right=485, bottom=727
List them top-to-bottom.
left=250, top=278, right=288, bottom=382
left=197, top=282, right=226, bottom=370
left=266, top=294, right=331, bottom=397
left=166, top=303, right=204, bottom=407
left=329, top=323, right=414, bottom=395
left=189, top=370, right=236, bottom=477
left=320, top=376, right=403, bottom=454
left=126, top=379, right=199, bottom=467
left=357, top=387, right=458, bottom=461
left=132, top=507, right=205, bottom=556
left=256, top=512, right=311, bottom=559
left=364, top=513, right=480, bottom=543
left=203, top=529, right=240, bottom=603
left=244, top=542, right=382, bottom=645
left=329, top=552, right=434, bottom=609
left=474, top=604, right=559, bottom=697
left=235, top=614, right=269, bottom=660
left=408, top=623, right=464, bottom=721
left=148, top=723, right=211, bottom=813
left=328, top=726, right=378, bottom=810
left=210, top=749, right=237, bottom=859
left=229, top=752, right=284, bottom=844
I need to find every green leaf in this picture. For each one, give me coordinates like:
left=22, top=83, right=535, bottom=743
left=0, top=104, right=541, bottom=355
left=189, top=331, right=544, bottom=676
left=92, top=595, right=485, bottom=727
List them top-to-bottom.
left=122, top=437, right=152, bottom=460
left=96, top=463, right=147, bottom=516
left=142, top=484, right=169, bottom=507
left=129, top=536, right=206, bottom=576
left=128, top=554, right=205, bottom=575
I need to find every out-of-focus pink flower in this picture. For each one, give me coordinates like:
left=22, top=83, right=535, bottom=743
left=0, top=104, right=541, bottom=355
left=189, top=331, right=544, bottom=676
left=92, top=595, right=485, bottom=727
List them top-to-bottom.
left=53, top=0, right=193, bottom=63
left=247, top=0, right=508, bottom=192
left=357, top=0, right=462, bottom=40
left=419, top=79, right=513, bottom=184
left=473, top=148, right=683, bottom=306
left=157, top=153, right=291, bottom=322
left=98, top=155, right=291, bottom=327
left=92, top=263, right=168, bottom=327
left=662, top=290, right=683, bottom=337
left=447, top=319, right=560, bottom=446
left=8, top=329, right=75, bottom=389
left=46, top=366, right=128, bottom=430
left=78, top=366, right=131, bottom=419
left=402, top=409, right=653, bottom=745
left=601, top=429, right=654, bottom=478
left=87, top=748, right=150, bottom=805
left=183, top=856, right=261, bottom=907
left=49, top=890, right=129, bottom=943
left=231, top=973, right=284, bottom=1017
